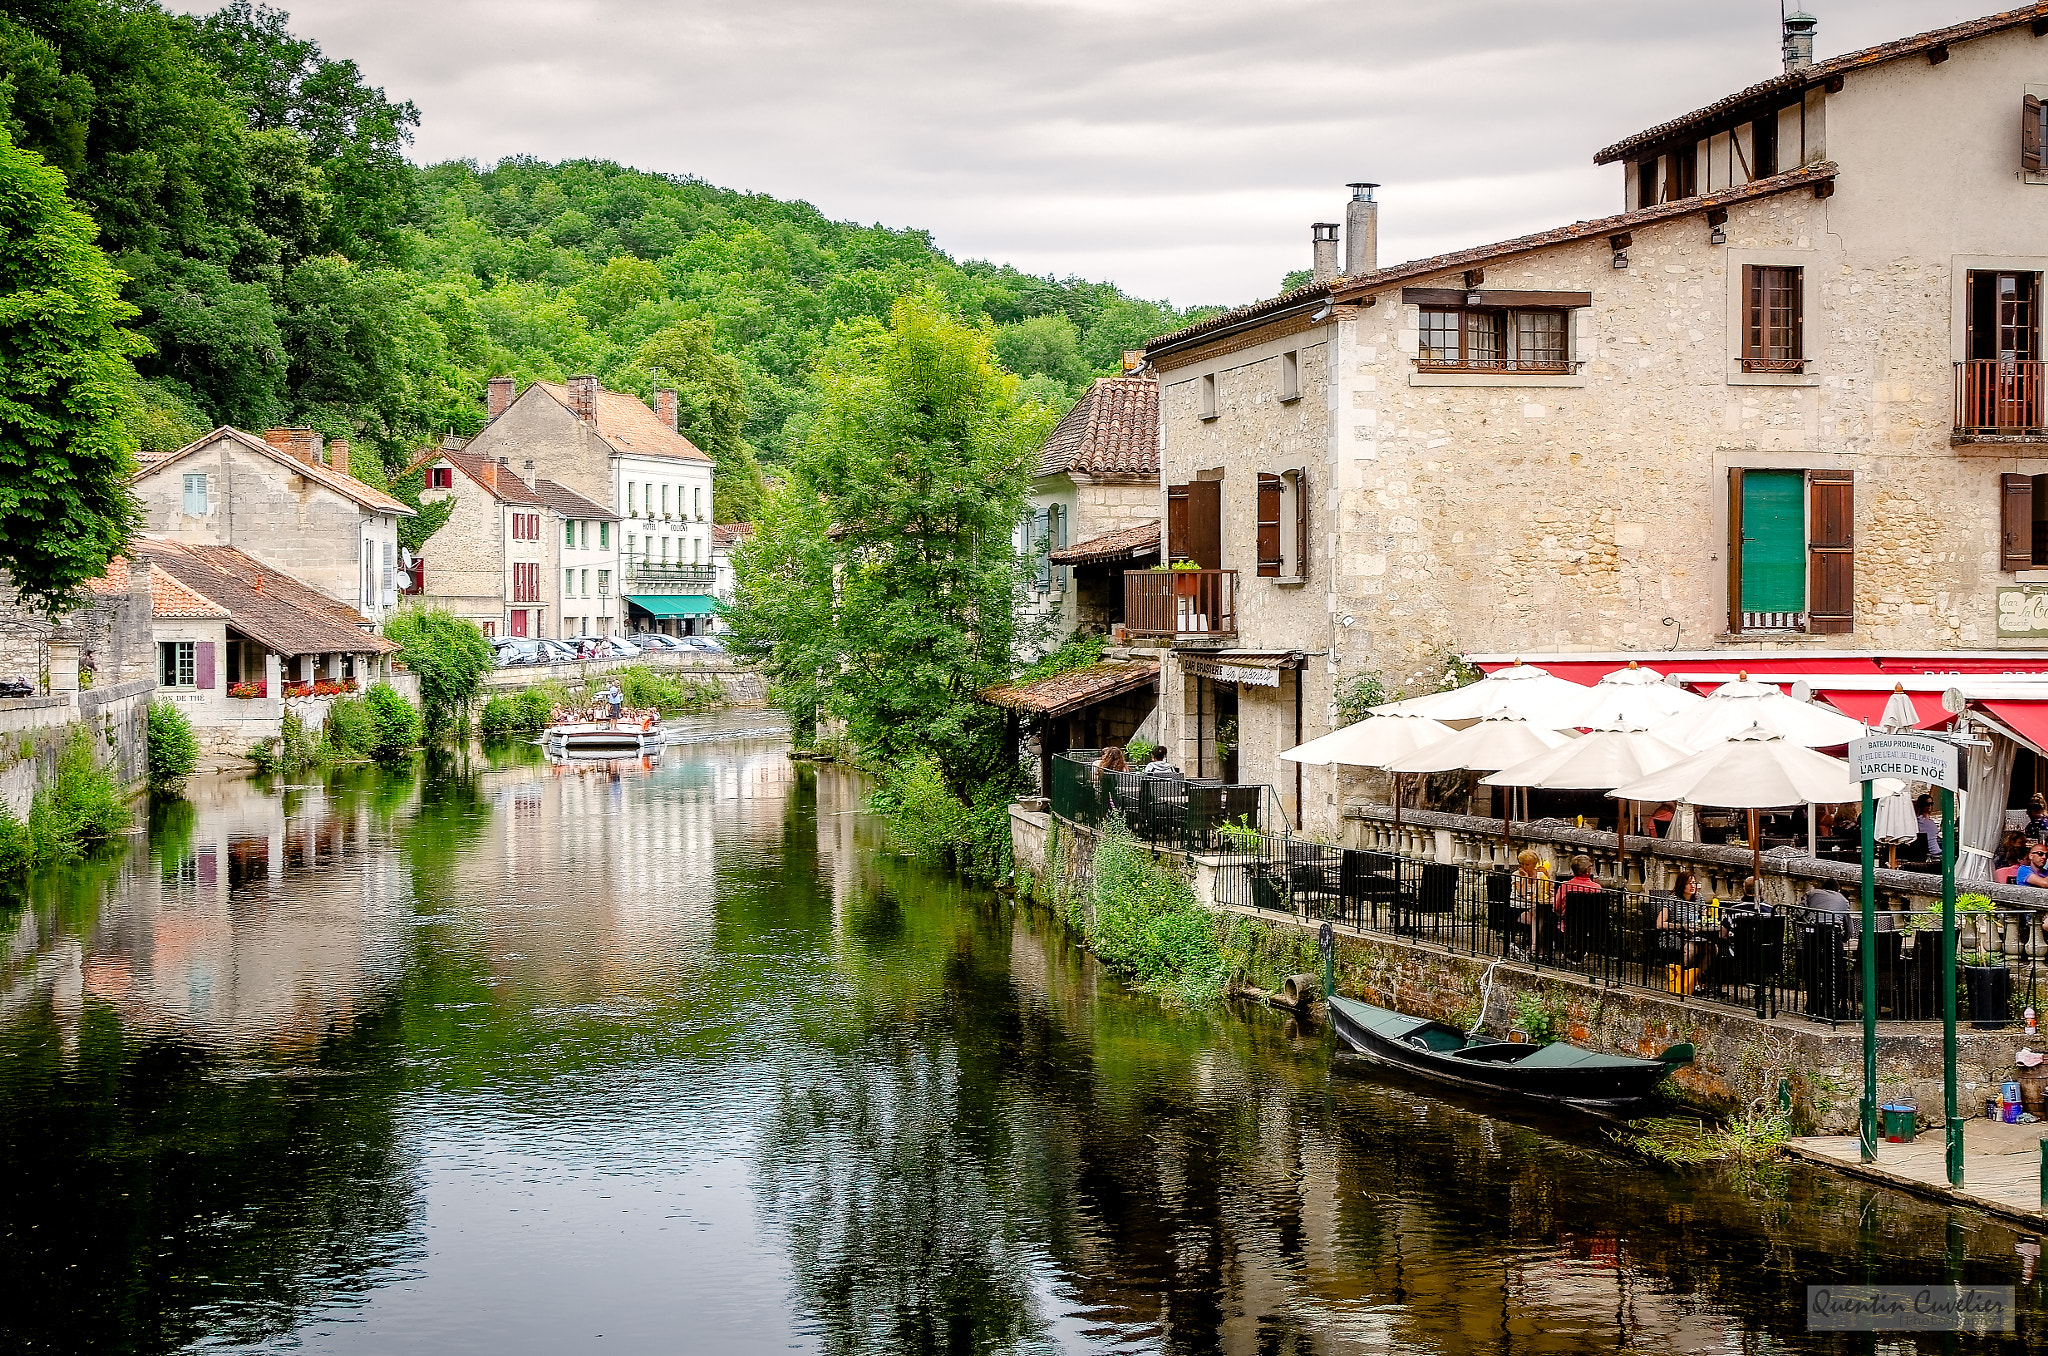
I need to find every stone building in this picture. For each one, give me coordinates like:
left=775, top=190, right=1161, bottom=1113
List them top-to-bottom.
left=1138, top=5, right=2048, bottom=835
left=1019, top=374, right=1160, bottom=652
left=461, top=376, right=716, bottom=635
left=130, top=428, right=412, bottom=625
left=406, top=445, right=615, bottom=640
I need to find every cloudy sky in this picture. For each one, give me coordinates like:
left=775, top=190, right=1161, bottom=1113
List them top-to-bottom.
left=182, top=0, right=1986, bottom=308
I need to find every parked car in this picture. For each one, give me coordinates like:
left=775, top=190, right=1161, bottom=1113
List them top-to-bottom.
left=628, top=633, right=688, bottom=652
left=567, top=636, right=641, bottom=659
left=681, top=636, right=727, bottom=653
left=532, top=638, right=578, bottom=664
left=493, top=639, right=544, bottom=667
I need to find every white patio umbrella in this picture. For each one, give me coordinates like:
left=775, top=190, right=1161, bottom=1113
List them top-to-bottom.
left=1373, top=659, right=1591, bottom=729
left=1560, top=660, right=1705, bottom=729
left=1648, top=674, right=1867, bottom=752
left=1279, top=712, right=1454, bottom=837
left=1389, top=713, right=1573, bottom=848
left=1481, top=722, right=1690, bottom=885
left=1610, top=725, right=1860, bottom=893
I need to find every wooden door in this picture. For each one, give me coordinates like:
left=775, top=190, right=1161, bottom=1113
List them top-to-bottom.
left=510, top=608, right=528, bottom=638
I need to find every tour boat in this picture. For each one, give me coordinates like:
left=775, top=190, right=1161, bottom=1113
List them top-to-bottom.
left=541, top=712, right=665, bottom=754
left=1328, top=995, right=1693, bottom=1111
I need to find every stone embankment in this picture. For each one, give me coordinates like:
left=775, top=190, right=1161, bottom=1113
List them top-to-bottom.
left=483, top=654, right=765, bottom=707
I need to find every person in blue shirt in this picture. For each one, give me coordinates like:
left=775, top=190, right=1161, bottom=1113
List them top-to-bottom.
left=2018, top=843, right=2048, bottom=890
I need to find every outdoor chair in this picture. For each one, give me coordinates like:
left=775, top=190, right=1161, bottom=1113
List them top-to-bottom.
left=1111, top=773, right=1146, bottom=833
left=1181, top=782, right=1225, bottom=851
left=1220, top=783, right=1262, bottom=840
left=1287, top=841, right=1341, bottom=919
left=1399, top=862, right=1459, bottom=939
left=1484, top=870, right=1517, bottom=949
left=1799, top=917, right=1853, bottom=1019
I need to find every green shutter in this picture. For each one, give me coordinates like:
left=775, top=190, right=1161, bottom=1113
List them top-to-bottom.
left=1740, top=470, right=1806, bottom=617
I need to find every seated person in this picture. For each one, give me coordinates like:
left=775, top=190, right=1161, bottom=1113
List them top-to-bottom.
left=1140, top=744, right=1181, bottom=777
left=2030, top=793, right=2048, bottom=845
left=1997, top=829, right=2032, bottom=870
left=2018, top=842, right=2048, bottom=889
left=1511, top=849, right=1552, bottom=952
left=1550, top=855, right=1601, bottom=954
left=1655, top=870, right=1717, bottom=971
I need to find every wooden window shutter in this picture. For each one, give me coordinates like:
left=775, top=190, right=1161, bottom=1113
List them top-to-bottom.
left=2027, top=95, right=2044, bottom=174
left=1741, top=265, right=1760, bottom=361
left=1788, top=267, right=1804, bottom=360
left=1727, top=467, right=1745, bottom=633
left=1294, top=469, right=1310, bottom=581
left=1806, top=470, right=1854, bottom=634
left=1256, top=473, right=1281, bottom=577
left=2003, top=473, right=2036, bottom=570
left=1185, top=480, right=1222, bottom=570
left=1167, top=483, right=1190, bottom=562
left=195, top=641, right=215, bottom=692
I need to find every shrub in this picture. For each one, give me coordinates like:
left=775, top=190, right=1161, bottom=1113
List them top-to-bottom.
left=384, top=607, right=494, bottom=732
left=617, top=665, right=723, bottom=714
left=365, top=683, right=423, bottom=759
left=480, top=686, right=559, bottom=736
left=325, top=694, right=378, bottom=759
left=145, top=700, right=198, bottom=793
left=249, top=711, right=326, bottom=774
left=27, top=730, right=129, bottom=861
left=867, top=753, right=1014, bottom=880
left=0, top=801, right=30, bottom=877
left=1081, top=824, right=1229, bottom=1004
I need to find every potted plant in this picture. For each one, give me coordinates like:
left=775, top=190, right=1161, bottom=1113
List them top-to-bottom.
left=1168, top=558, right=1202, bottom=597
left=1962, top=950, right=2013, bottom=1030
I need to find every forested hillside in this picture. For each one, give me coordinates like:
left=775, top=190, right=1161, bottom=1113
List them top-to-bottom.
left=0, top=0, right=1220, bottom=527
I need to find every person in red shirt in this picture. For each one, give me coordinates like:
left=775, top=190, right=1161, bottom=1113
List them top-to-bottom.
left=1551, top=855, right=1602, bottom=958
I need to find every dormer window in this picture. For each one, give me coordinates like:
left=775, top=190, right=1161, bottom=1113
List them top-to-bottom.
left=428, top=466, right=453, bottom=489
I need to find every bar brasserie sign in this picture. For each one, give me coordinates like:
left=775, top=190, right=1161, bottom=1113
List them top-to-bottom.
left=1182, top=657, right=1282, bottom=688
left=1848, top=732, right=1959, bottom=791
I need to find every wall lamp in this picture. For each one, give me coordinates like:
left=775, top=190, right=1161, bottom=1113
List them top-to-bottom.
left=1707, top=207, right=1729, bottom=246
left=1608, top=231, right=1632, bottom=270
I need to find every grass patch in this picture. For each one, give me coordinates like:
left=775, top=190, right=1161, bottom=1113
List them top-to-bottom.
left=1613, top=1102, right=1791, bottom=1166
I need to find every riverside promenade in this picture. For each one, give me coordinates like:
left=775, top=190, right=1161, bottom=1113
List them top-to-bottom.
left=1787, top=1120, right=2048, bottom=1225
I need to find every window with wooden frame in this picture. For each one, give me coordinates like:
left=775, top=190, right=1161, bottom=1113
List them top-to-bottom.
left=2026, top=94, right=2046, bottom=174
left=1751, top=114, right=1778, bottom=179
left=1666, top=141, right=1698, bottom=200
left=1636, top=158, right=1659, bottom=208
left=1740, top=265, right=1805, bottom=372
left=1417, top=307, right=1573, bottom=373
left=429, top=466, right=453, bottom=489
left=1725, top=467, right=1852, bottom=633
left=1255, top=471, right=1310, bottom=579
left=1256, top=474, right=1282, bottom=576
left=2001, top=474, right=2048, bottom=570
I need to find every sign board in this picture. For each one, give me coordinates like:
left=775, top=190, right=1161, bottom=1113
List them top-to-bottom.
left=1996, top=585, right=2048, bottom=639
left=1182, top=657, right=1284, bottom=688
left=1849, top=733, right=1960, bottom=791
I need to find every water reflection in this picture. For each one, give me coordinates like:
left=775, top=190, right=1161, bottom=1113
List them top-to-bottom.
left=0, top=713, right=2044, bottom=1354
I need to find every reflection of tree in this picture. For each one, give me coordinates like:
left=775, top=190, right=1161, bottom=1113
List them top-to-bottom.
left=398, top=747, right=492, bottom=906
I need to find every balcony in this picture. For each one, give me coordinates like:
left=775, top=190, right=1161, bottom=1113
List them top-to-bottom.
left=1954, top=359, right=2048, bottom=441
left=623, top=562, right=716, bottom=593
left=1124, top=569, right=1235, bottom=639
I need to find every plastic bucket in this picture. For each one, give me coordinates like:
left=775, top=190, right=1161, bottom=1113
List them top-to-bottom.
left=1880, top=1103, right=1918, bottom=1143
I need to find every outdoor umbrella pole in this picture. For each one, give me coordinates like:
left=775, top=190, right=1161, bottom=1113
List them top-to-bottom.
left=1748, top=807, right=1762, bottom=900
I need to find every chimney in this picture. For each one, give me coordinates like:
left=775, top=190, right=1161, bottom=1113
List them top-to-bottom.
left=1782, top=9, right=1817, bottom=73
left=1344, top=183, right=1379, bottom=275
left=1310, top=222, right=1340, bottom=284
left=1121, top=350, right=1145, bottom=373
left=567, top=375, right=599, bottom=425
left=487, top=376, right=516, bottom=420
left=654, top=389, right=678, bottom=432
left=263, top=428, right=322, bottom=466
left=328, top=438, right=350, bottom=479
left=521, top=458, right=537, bottom=489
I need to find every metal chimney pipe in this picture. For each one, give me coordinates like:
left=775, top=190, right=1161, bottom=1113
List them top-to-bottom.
left=1782, top=9, right=1817, bottom=73
left=1345, top=183, right=1379, bottom=275
left=1311, top=223, right=1340, bottom=284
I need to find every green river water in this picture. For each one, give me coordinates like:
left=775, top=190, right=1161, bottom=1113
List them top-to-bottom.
left=0, top=714, right=2040, bottom=1353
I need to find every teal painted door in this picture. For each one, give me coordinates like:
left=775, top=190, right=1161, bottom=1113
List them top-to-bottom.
left=1740, top=471, right=1805, bottom=616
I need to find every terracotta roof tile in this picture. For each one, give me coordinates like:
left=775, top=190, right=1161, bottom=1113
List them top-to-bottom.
left=1595, top=4, right=2048, bottom=165
left=1143, top=278, right=1332, bottom=361
left=1035, top=377, right=1159, bottom=480
left=535, top=382, right=713, bottom=464
left=135, top=428, right=412, bottom=516
left=413, top=446, right=551, bottom=507
left=532, top=477, right=617, bottom=520
left=1050, top=520, right=1159, bottom=566
left=711, top=522, right=755, bottom=550
left=130, top=538, right=397, bottom=657
left=81, top=557, right=131, bottom=598
left=148, top=564, right=229, bottom=620
left=981, top=659, right=1160, bottom=717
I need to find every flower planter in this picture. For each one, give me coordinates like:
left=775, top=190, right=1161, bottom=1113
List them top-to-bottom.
left=1172, top=571, right=1202, bottom=598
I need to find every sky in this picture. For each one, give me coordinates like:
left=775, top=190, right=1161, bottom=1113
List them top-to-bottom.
left=178, top=0, right=1994, bottom=310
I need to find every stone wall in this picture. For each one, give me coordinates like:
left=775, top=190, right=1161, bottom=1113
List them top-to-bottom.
left=416, top=468, right=517, bottom=632
left=482, top=655, right=765, bottom=706
left=0, top=677, right=153, bottom=816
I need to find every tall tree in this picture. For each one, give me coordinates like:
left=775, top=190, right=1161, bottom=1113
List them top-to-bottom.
left=0, top=126, right=144, bottom=611
left=726, top=295, right=1050, bottom=792
left=621, top=320, right=766, bottom=522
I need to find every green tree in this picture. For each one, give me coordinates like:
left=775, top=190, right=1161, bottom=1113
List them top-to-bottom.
left=0, top=125, right=145, bottom=611
left=726, top=295, right=1051, bottom=794
left=623, top=320, right=765, bottom=521
left=383, top=606, right=492, bottom=734
left=145, top=699, right=198, bottom=794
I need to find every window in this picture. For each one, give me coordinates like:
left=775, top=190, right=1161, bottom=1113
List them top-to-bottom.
left=1751, top=114, right=1778, bottom=179
left=1667, top=141, right=1697, bottom=200
left=1637, top=158, right=1658, bottom=208
left=1741, top=266, right=1804, bottom=371
left=1962, top=272, right=2043, bottom=433
left=1418, top=308, right=1573, bottom=372
left=1280, top=351, right=1300, bottom=403
left=1199, top=374, right=1217, bottom=420
left=429, top=466, right=453, bottom=489
left=1726, top=468, right=1852, bottom=633
left=1255, top=471, right=1310, bottom=579
left=182, top=473, right=208, bottom=515
left=2001, top=475, right=2048, bottom=569
left=1165, top=481, right=1221, bottom=569
left=628, top=482, right=638, bottom=514
left=662, top=485, right=670, bottom=517
left=693, top=487, right=702, bottom=520
left=1031, top=507, right=1051, bottom=592
left=565, top=519, right=576, bottom=547
left=580, top=521, right=589, bottom=549
left=599, top=522, right=610, bottom=549
left=627, top=533, right=637, bottom=559
left=661, top=536, right=670, bottom=562
left=513, top=562, right=539, bottom=602
left=565, top=568, right=575, bottom=598
left=580, top=568, right=589, bottom=596
left=598, top=569, right=610, bottom=596
left=484, top=621, right=495, bottom=638
left=159, top=641, right=196, bottom=688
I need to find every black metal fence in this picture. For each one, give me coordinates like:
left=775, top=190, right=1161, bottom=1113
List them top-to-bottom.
left=1051, top=749, right=1286, bottom=853
left=1208, top=832, right=2046, bottom=1029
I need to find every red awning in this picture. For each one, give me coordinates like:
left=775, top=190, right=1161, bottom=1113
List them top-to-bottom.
left=1813, top=688, right=1951, bottom=730
left=1981, top=699, right=2048, bottom=755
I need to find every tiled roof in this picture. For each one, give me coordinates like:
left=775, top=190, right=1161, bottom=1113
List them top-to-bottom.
left=1595, top=4, right=2048, bottom=165
left=1328, top=163, right=1837, bottom=301
left=1143, top=278, right=1332, bottom=360
left=1035, top=377, right=1159, bottom=480
left=535, top=382, right=713, bottom=464
left=137, top=428, right=412, bottom=516
left=414, top=446, right=552, bottom=507
left=532, top=477, right=617, bottom=521
left=1050, top=520, right=1159, bottom=566
left=711, top=522, right=755, bottom=550
left=130, top=538, right=397, bottom=657
left=81, top=557, right=132, bottom=598
left=148, top=565, right=229, bottom=620
left=981, top=659, right=1159, bottom=717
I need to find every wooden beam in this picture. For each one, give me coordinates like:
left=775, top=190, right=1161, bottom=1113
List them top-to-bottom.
left=2033, top=17, right=2048, bottom=36
left=1928, top=43, right=1950, bottom=65
left=1824, top=74, right=1845, bottom=93
left=1814, top=180, right=1835, bottom=200
left=1707, top=206, right=1730, bottom=227
left=1608, top=231, right=1633, bottom=252
left=1463, top=268, right=1485, bottom=288
left=1401, top=287, right=1593, bottom=309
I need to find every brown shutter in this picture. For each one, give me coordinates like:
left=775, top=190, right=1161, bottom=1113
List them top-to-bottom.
left=2027, top=95, right=2044, bottom=173
left=1741, top=265, right=1759, bottom=361
left=1788, top=266, right=1804, bottom=360
left=1727, top=467, right=1745, bottom=633
left=1294, top=469, right=1310, bottom=581
left=1806, top=470, right=1854, bottom=634
left=1256, top=473, right=1281, bottom=576
left=2004, top=473, right=2036, bottom=570
left=1185, top=480, right=1222, bottom=570
left=1167, top=483, right=1190, bottom=562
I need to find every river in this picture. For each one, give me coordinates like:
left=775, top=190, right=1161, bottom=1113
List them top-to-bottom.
left=0, top=714, right=2040, bottom=1354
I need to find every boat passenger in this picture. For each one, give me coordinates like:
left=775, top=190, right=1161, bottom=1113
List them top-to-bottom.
left=601, top=681, right=624, bottom=720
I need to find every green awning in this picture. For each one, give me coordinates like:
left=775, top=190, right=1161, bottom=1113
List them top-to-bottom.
left=625, top=593, right=720, bottom=617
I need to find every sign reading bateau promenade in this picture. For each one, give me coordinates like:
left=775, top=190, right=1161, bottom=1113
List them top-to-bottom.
left=1848, top=733, right=1960, bottom=791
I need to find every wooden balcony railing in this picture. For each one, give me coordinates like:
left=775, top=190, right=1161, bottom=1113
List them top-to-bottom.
left=1955, top=359, right=2047, bottom=435
left=1124, top=569, right=1235, bottom=638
